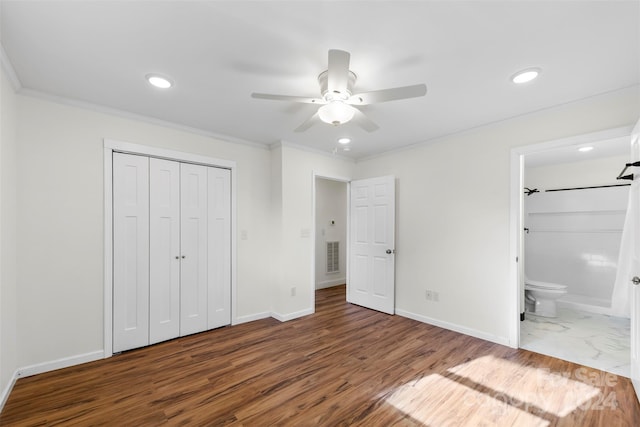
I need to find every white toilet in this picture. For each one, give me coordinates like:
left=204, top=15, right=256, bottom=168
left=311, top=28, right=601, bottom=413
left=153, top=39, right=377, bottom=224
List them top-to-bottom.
left=524, top=279, right=567, bottom=318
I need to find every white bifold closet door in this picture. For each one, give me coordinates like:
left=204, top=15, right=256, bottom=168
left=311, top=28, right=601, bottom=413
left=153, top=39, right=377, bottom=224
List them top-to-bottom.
left=113, top=152, right=231, bottom=353
left=113, top=153, right=150, bottom=352
left=149, top=158, right=180, bottom=344
left=179, top=163, right=209, bottom=336
left=207, top=167, right=232, bottom=329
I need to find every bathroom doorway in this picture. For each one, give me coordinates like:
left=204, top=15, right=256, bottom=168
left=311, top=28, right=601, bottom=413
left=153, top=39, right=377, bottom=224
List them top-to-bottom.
left=516, top=131, right=632, bottom=377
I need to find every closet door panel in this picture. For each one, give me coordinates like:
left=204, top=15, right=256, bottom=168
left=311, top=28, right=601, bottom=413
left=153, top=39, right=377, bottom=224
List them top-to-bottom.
left=113, top=153, right=150, bottom=352
left=149, top=158, right=181, bottom=344
left=180, top=163, right=208, bottom=336
left=208, top=167, right=232, bottom=329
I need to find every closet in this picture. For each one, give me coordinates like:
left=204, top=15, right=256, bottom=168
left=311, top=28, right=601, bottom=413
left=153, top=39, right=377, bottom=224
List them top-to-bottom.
left=112, top=152, right=231, bottom=353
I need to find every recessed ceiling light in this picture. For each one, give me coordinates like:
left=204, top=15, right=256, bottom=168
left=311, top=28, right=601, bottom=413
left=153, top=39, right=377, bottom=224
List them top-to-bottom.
left=511, top=68, right=540, bottom=84
left=146, top=74, right=173, bottom=89
left=338, top=137, right=351, bottom=144
left=578, top=146, right=594, bottom=152
left=343, top=147, right=351, bottom=152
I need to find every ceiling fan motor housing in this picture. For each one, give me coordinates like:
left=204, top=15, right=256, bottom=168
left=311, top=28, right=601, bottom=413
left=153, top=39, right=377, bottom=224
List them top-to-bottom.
left=318, top=70, right=357, bottom=101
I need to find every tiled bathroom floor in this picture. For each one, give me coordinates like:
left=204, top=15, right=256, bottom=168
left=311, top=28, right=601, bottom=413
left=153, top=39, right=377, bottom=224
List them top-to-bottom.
left=520, top=307, right=630, bottom=377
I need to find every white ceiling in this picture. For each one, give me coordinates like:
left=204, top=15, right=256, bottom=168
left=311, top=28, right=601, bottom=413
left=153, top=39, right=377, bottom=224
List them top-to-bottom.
left=1, top=0, right=639, bottom=160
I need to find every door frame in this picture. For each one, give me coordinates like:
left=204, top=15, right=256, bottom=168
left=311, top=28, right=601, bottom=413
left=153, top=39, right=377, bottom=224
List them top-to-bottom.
left=508, top=126, right=633, bottom=348
left=103, top=139, right=237, bottom=358
left=311, top=172, right=351, bottom=311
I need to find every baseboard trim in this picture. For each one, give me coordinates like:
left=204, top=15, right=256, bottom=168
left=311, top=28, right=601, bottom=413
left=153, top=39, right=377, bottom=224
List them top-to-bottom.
left=315, top=280, right=346, bottom=290
left=271, top=308, right=314, bottom=322
left=395, top=309, right=510, bottom=347
left=234, top=311, right=271, bottom=325
left=16, top=350, right=105, bottom=379
left=0, top=370, right=18, bottom=413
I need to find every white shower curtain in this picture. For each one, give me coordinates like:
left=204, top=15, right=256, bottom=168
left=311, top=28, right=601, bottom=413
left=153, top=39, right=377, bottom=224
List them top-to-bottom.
left=611, top=131, right=640, bottom=318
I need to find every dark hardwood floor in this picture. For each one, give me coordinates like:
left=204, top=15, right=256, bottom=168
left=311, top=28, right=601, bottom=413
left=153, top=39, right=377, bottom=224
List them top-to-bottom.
left=2, top=285, right=639, bottom=426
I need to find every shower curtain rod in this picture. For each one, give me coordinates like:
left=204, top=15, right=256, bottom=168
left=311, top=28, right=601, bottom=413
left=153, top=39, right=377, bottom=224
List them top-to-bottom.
left=616, top=160, right=640, bottom=181
left=545, top=183, right=630, bottom=193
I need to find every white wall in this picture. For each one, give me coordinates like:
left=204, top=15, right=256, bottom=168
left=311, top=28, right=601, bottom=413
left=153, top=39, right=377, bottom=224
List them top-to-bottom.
left=0, top=64, right=18, bottom=403
left=354, top=86, right=640, bottom=345
left=15, top=94, right=273, bottom=367
left=271, top=143, right=354, bottom=318
left=525, top=154, right=629, bottom=190
left=315, top=178, right=347, bottom=289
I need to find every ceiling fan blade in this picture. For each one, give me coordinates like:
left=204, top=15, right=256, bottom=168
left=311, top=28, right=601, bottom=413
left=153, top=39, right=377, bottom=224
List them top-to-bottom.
left=327, top=49, right=351, bottom=95
left=348, top=84, right=427, bottom=105
left=252, top=93, right=325, bottom=104
left=351, top=109, right=379, bottom=133
left=294, top=112, right=322, bottom=132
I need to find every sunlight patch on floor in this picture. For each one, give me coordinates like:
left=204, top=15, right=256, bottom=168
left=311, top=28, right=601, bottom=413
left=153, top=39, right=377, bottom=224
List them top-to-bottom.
left=386, top=355, right=602, bottom=425
left=446, top=355, right=601, bottom=417
left=386, top=372, right=549, bottom=426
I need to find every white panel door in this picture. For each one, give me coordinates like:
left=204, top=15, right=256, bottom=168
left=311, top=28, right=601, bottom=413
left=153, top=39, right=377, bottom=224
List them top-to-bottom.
left=629, top=118, right=640, bottom=401
left=113, top=153, right=150, bottom=352
left=149, top=158, right=181, bottom=344
left=180, top=163, right=208, bottom=336
left=207, top=167, right=232, bottom=329
left=349, top=176, right=396, bottom=314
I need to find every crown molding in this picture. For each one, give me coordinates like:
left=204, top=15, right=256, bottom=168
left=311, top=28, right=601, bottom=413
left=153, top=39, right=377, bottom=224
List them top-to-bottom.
left=357, top=84, right=640, bottom=163
left=17, top=87, right=270, bottom=150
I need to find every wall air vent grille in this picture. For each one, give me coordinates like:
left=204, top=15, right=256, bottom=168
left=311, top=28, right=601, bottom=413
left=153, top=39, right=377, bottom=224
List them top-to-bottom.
left=326, top=241, right=339, bottom=273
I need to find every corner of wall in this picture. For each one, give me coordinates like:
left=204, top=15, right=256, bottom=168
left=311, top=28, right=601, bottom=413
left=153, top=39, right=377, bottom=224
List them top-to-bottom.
left=0, top=44, right=23, bottom=92
left=0, top=56, right=19, bottom=412
left=0, top=369, right=18, bottom=413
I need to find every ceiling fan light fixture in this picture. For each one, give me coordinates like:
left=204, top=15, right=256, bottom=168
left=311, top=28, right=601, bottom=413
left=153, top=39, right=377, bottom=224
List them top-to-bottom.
left=146, top=73, right=173, bottom=89
left=318, top=101, right=355, bottom=125
left=338, top=137, right=351, bottom=144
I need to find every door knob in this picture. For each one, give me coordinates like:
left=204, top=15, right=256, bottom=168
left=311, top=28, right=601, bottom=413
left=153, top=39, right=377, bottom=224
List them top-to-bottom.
left=386, top=249, right=395, bottom=254
left=632, top=276, right=640, bottom=285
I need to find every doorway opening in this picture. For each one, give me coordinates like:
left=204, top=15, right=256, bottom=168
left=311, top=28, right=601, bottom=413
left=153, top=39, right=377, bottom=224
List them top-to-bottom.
left=510, top=127, right=632, bottom=377
left=313, top=176, right=349, bottom=309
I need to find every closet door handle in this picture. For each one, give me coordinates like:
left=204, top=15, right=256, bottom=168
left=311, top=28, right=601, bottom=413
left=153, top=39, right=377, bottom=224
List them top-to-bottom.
left=182, top=255, right=186, bottom=259
left=175, top=256, right=179, bottom=260
left=632, top=276, right=640, bottom=286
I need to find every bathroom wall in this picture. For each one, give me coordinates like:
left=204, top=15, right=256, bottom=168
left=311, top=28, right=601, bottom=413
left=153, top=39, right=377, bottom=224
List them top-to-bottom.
left=524, top=154, right=630, bottom=310
left=525, top=154, right=628, bottom=190
left=524, top=185, right=628, bottom=307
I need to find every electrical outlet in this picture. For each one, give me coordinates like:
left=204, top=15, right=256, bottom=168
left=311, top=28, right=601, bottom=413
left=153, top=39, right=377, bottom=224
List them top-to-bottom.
left=291, top=287, right=296, bottom=297
left=425, top=290, right=433, bottom=300
left=433, top=291, right=439, bottom=302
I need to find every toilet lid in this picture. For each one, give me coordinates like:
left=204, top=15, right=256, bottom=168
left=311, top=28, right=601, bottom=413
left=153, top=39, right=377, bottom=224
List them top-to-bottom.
left=525, top=279, right=567, bottom=290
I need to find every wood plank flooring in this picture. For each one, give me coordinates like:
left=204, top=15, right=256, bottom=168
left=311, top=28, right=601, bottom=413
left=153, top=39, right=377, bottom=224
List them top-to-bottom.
left=2, top=285, right=639, bottom=426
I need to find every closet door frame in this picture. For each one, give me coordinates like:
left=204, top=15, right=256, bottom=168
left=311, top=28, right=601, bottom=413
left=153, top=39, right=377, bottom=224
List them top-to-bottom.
left=104, top=139, right=236, bottom=358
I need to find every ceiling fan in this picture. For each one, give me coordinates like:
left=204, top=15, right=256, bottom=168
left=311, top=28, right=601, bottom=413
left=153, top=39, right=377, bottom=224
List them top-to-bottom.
left=251, top=49, right=427, bottom=133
